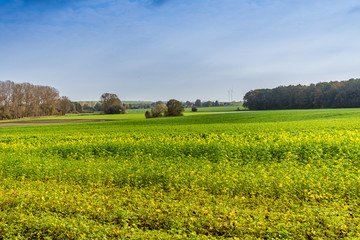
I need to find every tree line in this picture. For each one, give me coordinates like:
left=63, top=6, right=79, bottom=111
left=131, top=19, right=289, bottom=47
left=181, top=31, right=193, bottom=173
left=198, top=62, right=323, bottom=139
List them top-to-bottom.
left=243, top=78, right=360, bottom=110
left=0, top=80, right=68, bottom=119
left=0, top=80, right=237, bottom=120
left=0, top=82, right=126, bottom=119
left=72, top=98, right=235, bottom=114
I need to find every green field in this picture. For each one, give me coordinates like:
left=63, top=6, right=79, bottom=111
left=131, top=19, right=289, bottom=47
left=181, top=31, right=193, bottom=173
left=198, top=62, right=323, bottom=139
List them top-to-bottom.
left=185, top=106, right=245, bottom=112
left=1, top=109, right=360, bottom=239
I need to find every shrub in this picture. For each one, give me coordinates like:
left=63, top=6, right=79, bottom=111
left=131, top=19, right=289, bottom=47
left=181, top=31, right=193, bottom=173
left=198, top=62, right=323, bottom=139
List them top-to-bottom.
left=151, top=103, right=168, bottom=118
left=145, top=111, right=152, bottom=118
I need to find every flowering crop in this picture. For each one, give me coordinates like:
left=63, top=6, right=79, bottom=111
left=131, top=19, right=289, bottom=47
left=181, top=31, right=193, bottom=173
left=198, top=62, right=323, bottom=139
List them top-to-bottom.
left=0, top=109, right=360, bottom=238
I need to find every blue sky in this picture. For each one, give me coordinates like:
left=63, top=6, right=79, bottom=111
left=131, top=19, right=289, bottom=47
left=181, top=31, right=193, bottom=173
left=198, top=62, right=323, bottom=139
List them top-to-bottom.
left=1, top=0, right=360, bottom=101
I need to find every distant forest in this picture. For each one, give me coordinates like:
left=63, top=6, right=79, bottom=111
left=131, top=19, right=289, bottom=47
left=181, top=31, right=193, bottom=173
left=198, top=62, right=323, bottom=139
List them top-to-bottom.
left=243, top=78, right=360, bottom=110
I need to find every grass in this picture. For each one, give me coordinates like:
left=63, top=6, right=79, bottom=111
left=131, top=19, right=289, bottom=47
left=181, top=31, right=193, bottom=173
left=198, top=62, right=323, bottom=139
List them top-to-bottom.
left=185, top=105, right=245, bottom=113
left=1, top=108, right=360, bottom=238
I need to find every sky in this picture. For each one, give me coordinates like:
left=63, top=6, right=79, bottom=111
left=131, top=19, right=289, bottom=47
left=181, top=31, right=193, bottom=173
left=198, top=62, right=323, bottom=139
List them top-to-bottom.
left=1, top=0, right=360, bottom=102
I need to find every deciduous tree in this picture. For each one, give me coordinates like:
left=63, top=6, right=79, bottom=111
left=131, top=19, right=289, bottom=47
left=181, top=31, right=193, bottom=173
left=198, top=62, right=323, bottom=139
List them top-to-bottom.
left=0, top=80, right=61, bottom=119
left=100, top=93, right=123, bottom=114
left=58, top=96, right=72, bottom=115
left=166, top=99, right=184, bottom=116
left=195, top=99, right=202, bottom=107
left=151, top=102, right=168, bottom=117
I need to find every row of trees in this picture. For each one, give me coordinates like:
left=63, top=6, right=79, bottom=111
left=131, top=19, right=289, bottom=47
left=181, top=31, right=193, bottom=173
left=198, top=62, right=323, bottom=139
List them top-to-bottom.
left=243, top=78, right=360, bottom=110
left=0, top=80, right=71, bottom=119
left=0, top=80, right=236, bottom=120
left=0, top=84, right=130, bottom=119
left=98, top=93, right=229, bottom=117
left=78, top=98, right=233, bottom=114
left=193, top=99, right=222, bottom=108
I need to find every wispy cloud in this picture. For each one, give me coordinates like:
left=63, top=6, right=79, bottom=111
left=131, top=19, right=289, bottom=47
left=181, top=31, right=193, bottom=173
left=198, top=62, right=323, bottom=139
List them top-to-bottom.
left=0, top=0, right=81, bottom=9
left=2, top=0, right=360, bottom=101
left=22, top=0, right=71, bottom=3
left=129, top=0, right=172, bottom=7
left=150, top=0, right=170, bottom=6
left=348, top=5, right=360, bottom=14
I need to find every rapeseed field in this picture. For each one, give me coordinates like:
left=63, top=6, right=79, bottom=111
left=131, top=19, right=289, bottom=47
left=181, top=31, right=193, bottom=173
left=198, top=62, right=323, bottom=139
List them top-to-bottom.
left=0, top=109, right=360, bottom=239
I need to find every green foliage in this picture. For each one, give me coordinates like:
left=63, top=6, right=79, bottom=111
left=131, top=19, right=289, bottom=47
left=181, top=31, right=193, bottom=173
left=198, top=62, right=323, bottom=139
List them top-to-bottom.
left=243, top=78, right=360, bottom=110
left=100, top=93, right=123, bottom=114
left=166, top=99, right=184, bottom=116
left=195, top=99, right=202, bottom=107
left=202, top=100, right=213, bottom=107
left=72, top=102, right=83, bottom=113
left=94, top=102, right=103, bottom=111
left=151, top=102, right=167, bottom=117
left=1, top=109, right=360, bottom=238
left=145, top=110, right=152, bottom=118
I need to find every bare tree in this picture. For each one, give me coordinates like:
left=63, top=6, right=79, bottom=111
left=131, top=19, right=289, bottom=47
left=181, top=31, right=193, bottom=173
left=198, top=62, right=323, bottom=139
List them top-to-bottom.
left=0, top=80, right=63, bottom=119
left=39, top=86, right=59, bottom=116
left=58, top=96, right=73, bottom=115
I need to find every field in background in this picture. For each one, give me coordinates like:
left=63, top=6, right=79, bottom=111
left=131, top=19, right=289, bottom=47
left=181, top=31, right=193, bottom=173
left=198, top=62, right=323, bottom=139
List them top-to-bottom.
left=77, top=101, right=244, bottom=114
left=185, top=105, right=245, bottom=112
left=125, top=106, right=245, bottom=114
left=1, top=109, right=360, bottom=238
